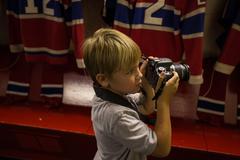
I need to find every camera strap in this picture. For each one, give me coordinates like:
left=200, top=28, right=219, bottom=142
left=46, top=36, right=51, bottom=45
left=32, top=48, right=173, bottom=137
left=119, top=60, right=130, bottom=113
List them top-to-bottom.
left=152, top=79, right=167, bottom=100
left=93, top=83, right=147, bottom=122
left=94, top=84, right=136, bottom=110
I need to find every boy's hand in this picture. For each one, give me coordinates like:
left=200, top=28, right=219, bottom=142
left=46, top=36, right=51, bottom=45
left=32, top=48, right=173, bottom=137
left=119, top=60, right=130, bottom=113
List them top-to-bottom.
left=138, top=58, right=155, bottom=115
left=139, top=58, right=154, bottom=93
left=139, top=58, right=148, bottom=75
left=156, top=71, right=179, bottom=102
left=163, top=71, right=179, bottom=95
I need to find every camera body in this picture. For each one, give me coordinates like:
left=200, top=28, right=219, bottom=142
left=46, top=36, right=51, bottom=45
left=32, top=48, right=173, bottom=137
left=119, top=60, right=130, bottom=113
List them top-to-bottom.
left=146, top=57, right=190, bottom=88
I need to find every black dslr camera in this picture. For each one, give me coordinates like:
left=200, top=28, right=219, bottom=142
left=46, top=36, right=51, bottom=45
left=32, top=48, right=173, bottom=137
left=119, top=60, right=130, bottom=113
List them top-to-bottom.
left=146, top=57, right=190, bottom=89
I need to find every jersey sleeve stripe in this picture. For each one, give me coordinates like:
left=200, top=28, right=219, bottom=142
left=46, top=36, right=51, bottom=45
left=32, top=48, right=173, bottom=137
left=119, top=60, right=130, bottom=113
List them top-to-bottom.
left=181, top=7, right=205, bottom=21
left=7, top=11, right=65, bottom=23
left=66, top=19, right=84, bottom=26
left=232, top=23, right=240, bottom=31
left=132, top=24, right=175, bottom=32
left=182, top=32, right=204, bottom=39
left=24, top=47, right=69, bottom=55
left=214, top=62, right=235, bottom=75
left=189, top=74, right=204, bottom=84
left=6, top=81, right=30, bottom=96
left=8, top=81, right=30, bottom=87
left=41, top=84, right=63, bottom=98
left=6, top=91, right=29, bottom=96
left=198, top=97, right=225, bottom=114
left=197, top=107, right=224, bottom=116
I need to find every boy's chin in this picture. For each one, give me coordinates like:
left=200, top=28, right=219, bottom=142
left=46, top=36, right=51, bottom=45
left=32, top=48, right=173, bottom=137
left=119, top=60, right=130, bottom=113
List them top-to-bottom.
left=128, top=88, right=141, bottom=94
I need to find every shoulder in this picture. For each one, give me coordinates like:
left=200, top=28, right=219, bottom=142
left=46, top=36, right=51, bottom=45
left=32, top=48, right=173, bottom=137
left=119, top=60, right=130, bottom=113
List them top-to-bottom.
left=91, top=95, right=140, bottom=130
left=92, top=95, right=139, bottom=119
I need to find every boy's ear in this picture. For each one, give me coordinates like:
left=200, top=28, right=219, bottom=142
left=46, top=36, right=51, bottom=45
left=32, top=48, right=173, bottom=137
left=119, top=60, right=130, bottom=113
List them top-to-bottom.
left=95, top=73, right=109, bottom=87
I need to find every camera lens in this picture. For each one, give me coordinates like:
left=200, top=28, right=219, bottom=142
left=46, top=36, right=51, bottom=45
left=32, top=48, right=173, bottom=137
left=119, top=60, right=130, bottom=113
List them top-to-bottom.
left=171, top=64, right=190, bottom=81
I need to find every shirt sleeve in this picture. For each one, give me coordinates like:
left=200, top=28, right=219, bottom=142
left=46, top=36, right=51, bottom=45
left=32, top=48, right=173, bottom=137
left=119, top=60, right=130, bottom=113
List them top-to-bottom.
left=111, top=111, right=157, bottom=155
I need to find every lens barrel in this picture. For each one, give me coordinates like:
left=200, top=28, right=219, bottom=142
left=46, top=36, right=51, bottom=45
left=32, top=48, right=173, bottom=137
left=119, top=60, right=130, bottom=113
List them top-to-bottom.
left=171, top=64, right=190, bottom=81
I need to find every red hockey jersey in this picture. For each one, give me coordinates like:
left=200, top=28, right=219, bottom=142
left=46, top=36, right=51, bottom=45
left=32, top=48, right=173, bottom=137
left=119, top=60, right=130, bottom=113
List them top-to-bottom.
left=6, top=0, right=85, bottom=67
left=110, top=0, right=206, bottom=84
left=197, top=8, right=240, bottom=125
left=215, top=23, right=240, bottom=74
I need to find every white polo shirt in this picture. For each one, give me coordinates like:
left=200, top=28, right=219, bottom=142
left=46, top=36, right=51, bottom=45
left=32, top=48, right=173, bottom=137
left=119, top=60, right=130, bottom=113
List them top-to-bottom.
left=91, top=94, right=157, bottom=160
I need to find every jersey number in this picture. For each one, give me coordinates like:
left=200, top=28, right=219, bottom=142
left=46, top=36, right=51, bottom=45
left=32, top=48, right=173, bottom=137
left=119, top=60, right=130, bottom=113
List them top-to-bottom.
left=25, top=0, right=54, bottom=15
left=144, top=0, right=166, bottom=25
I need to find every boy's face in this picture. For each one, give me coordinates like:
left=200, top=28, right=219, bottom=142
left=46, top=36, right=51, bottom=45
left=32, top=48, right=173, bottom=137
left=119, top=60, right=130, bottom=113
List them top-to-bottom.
left=107, top=62, right=143, bottom=95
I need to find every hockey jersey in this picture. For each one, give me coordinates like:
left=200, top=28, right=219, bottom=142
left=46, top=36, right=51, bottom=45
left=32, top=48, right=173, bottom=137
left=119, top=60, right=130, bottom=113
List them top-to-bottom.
left=6, top=0, right=85, bottom=68
left=105, top=0, right=206, bottom=84
left=197, top=4, right=240, bottom=125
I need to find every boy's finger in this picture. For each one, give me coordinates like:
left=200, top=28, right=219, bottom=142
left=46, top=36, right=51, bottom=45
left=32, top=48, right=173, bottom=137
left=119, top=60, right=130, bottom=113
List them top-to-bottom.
left=139, top=59, right=148, bottom=74
left=168, top=71, right=179, bottom=83
left=155, top=72, right=165, bottom=92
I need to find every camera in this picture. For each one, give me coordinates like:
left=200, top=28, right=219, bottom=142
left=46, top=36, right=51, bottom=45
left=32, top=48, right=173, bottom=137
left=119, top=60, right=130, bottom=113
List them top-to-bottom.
left=146, top=57, right=190, bottom=88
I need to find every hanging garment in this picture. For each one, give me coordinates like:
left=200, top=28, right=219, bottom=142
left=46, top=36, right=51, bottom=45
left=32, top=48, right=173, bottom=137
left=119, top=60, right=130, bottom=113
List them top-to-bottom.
left=5, top=0, right=85, bottom=104
left=6, top=0, right=85, bottom=67
left=105, top=0, right=206, bottom=84
left=197, top=6, right=240, bottom=126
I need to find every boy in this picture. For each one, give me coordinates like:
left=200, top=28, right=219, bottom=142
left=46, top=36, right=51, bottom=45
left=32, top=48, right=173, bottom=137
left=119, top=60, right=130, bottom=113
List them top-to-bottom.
left=83, top=28, right=179, bottom=160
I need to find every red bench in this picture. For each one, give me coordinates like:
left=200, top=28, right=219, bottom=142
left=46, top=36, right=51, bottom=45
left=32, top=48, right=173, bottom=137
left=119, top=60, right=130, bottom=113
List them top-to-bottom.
left=0, top=103, right=239, bottom=160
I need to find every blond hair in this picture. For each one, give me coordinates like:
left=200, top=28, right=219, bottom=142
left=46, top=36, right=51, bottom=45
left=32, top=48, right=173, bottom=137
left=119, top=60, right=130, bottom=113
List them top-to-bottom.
left=83, top=28, right=142, bottom=81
